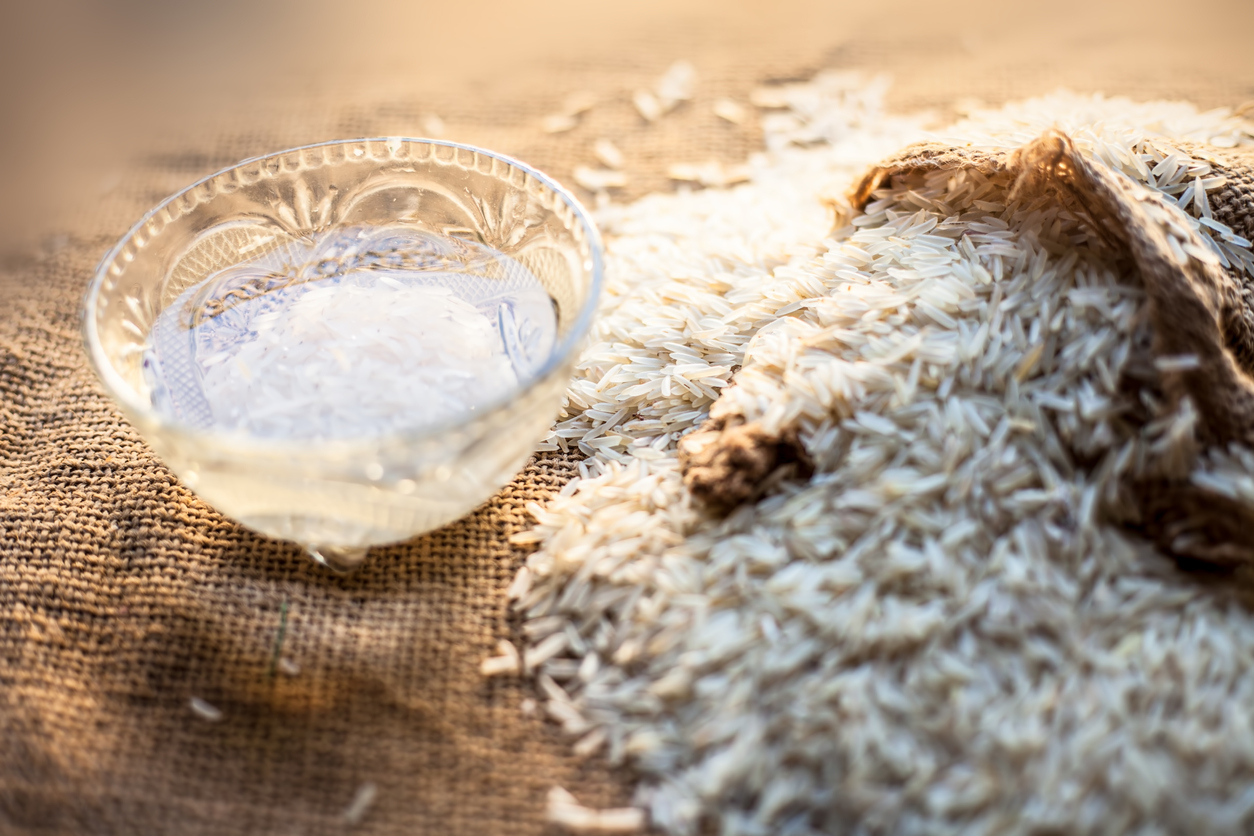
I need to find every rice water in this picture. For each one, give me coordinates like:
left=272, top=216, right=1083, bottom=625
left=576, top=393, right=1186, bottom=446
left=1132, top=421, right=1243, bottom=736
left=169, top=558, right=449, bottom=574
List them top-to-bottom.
left=136, top=223, right=560, bottom=565
left=142, top=224, right=558, bottom=439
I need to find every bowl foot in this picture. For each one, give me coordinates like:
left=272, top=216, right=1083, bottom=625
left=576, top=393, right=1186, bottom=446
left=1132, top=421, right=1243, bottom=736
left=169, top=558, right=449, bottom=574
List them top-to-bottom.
left=306, top=544, right=369, bottom=574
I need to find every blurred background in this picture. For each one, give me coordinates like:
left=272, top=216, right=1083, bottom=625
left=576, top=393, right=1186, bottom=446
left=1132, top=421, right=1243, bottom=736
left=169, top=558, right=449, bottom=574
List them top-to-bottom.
left=1, top=0, right=1252, bottom=252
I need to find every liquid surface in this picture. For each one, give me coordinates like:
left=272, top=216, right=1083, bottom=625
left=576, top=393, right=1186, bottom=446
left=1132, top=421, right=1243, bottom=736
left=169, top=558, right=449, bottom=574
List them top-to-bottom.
left=143, top=225, right=558, bottom=439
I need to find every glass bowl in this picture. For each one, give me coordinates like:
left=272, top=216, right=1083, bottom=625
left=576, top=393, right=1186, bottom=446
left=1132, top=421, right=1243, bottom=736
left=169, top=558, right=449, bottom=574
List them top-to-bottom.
left=82, top=138, right=602, bottom=572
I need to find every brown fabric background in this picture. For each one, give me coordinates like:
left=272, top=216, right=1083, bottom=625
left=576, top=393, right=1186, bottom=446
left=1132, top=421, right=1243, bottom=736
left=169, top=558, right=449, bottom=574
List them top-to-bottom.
left=2, top=2, right=1254, bottom=834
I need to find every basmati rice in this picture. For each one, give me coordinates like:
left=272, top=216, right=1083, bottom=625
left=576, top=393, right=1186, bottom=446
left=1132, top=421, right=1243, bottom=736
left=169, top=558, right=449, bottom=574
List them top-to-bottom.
left=509, top=76, right=1254, bottom=835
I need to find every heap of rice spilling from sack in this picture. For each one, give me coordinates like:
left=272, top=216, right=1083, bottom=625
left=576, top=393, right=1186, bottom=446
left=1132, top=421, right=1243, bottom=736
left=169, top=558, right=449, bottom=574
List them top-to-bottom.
left=492, top=78, right=1254, bottom=835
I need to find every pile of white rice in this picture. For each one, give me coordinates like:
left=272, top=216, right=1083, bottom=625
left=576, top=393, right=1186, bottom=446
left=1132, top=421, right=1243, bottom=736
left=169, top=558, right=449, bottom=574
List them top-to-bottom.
left=491, top=77, right=1254, bottom=834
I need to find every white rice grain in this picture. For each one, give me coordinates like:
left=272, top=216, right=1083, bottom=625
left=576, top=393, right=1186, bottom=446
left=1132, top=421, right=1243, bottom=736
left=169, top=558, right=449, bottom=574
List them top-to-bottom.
left=189, top=697, right=222, bottom=722
left=342, top=781, right=378, bottom=826
left=547, top=787, right=646, bottom=834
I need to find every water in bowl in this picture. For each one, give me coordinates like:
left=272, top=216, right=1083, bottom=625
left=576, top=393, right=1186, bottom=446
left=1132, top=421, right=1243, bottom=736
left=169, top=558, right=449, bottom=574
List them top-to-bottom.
left=141, top=224, right=558, bottom=440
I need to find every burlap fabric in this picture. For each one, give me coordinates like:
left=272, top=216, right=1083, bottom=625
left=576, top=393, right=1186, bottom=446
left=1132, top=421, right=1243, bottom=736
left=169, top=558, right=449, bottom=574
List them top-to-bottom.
left=3, top=6, right=1254, bottom=834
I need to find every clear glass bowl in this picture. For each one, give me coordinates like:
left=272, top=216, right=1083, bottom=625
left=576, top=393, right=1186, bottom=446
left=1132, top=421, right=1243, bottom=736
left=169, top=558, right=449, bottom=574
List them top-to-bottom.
left=82, top=138, right=602, bottom=572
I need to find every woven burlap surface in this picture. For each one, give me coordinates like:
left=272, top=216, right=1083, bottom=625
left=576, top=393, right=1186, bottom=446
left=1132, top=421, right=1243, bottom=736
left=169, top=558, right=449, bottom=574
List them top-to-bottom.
left=3, top=3, right=1254, bottom=833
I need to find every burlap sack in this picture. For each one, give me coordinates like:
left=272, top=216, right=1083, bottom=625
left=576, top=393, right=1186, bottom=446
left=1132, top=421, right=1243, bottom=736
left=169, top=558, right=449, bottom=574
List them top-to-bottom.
left=682, top=130, right=1254, bottom=569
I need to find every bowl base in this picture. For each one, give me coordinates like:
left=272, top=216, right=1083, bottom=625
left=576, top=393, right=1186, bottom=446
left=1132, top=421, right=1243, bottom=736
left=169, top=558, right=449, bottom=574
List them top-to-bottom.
left=307, top=544, right=370, bottom=574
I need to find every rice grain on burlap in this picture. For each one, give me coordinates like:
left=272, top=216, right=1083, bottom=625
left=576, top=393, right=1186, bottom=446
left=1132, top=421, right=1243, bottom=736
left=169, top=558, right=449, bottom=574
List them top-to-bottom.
left=683, top=130, right=1254, bottom=568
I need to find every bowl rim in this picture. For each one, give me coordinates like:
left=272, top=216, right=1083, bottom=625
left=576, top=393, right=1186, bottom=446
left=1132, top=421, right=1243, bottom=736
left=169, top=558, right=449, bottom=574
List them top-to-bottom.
left=81, top=136, right=604, bottom=457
